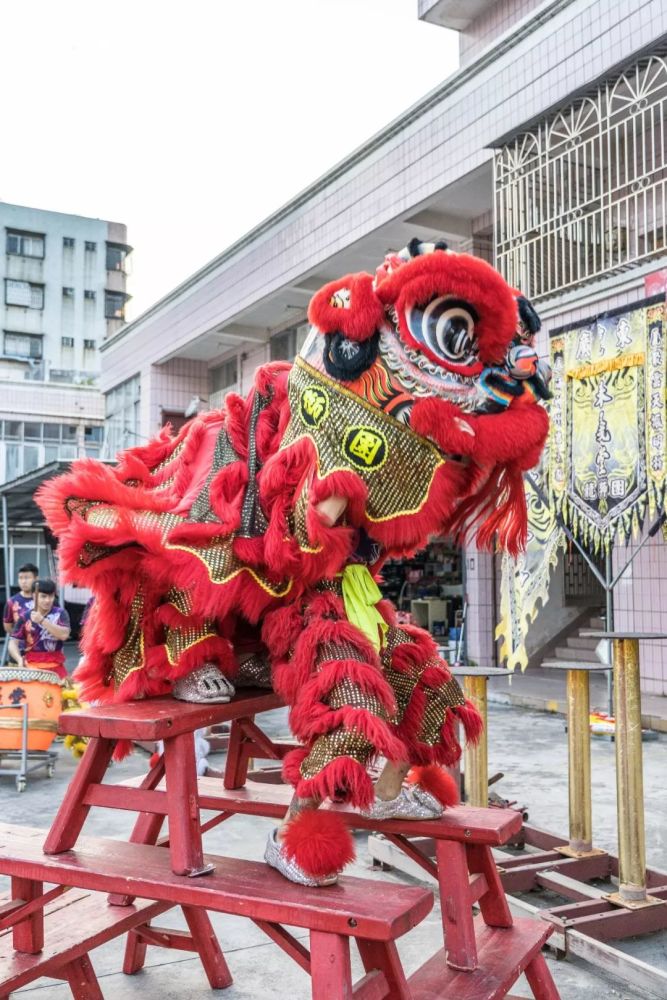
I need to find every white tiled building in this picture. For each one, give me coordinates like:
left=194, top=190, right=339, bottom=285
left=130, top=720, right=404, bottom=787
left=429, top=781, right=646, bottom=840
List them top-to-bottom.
left=97, top=0, right=667, bottom=694
left=0, top=202, right=132, bottom=484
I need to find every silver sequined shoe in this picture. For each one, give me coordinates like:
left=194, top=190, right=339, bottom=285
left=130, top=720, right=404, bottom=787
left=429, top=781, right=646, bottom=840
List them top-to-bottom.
left=172, top=663, right=236, bottom=703
left=362, top=784, right=444, bottom=821
left=264, top=829, right=338, bottom=887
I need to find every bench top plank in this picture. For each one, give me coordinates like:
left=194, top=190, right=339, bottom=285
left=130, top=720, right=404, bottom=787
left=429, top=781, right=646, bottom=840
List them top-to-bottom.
left=58, top=689, right=284, bottom=739
left=118, top=775, right=522, bottom=845
left=0, top=824, right=432, bottom=942
left=0, top=886, right=170, bottom=992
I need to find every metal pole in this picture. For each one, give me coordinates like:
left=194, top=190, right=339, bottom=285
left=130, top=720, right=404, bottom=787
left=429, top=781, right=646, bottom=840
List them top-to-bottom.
left=1, top=495, right=10, bottom=666
left=605, top=548, right=614, bottom=717
left=613, top=637, right=647, bottom=903
left=566, top=669, right=592, bottom=853
left=463, top=675, right=488, bottom=808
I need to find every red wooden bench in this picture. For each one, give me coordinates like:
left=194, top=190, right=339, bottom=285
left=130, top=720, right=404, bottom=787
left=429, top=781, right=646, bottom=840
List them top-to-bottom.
left=44, top=690, right=560, bottom=998
left=0, top=822, right=432, bottom=999
left=0, top=886, right=172, bottom=999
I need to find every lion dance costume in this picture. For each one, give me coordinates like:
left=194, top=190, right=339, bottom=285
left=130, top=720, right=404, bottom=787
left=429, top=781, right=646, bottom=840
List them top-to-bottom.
left=39, top=240, right=550, bottom=882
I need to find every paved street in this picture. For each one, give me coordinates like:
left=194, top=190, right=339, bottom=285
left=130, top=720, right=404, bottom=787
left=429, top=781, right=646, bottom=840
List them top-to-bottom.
left=1, top=701, right=665, bottom=998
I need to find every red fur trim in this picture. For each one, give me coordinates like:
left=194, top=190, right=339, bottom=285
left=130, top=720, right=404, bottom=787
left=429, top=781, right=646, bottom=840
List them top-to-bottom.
left=376, top=252, right=517, bottom=367
left=308, top=273, right=385, bottom=342
left=165, top=634, right=236, bottom=682
left=455, top=699, right=484, bottom=745
left=112, top=739, right=134, bottom=762
left=149, top=752, right=161, bottom=770
left=295, top=755, right=376, bottom=810
left=407, top=765, right=460, bottom=807
left=282, top=809, right=355, bottom=876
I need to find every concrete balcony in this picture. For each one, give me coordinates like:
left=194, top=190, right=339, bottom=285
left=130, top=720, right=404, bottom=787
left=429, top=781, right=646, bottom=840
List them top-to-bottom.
left=418, top=0, right=499, bottom=31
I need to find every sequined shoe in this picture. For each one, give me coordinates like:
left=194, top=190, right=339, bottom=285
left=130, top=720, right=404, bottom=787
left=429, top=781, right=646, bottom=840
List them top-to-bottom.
left=172, top=664, right=236, bottom=703
left=362, top=784, right=444, bottom=821
left=264, top=829, right=338, bottom=887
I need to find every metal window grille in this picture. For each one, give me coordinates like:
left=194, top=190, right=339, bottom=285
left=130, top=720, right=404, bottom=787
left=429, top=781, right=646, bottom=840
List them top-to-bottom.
left=494, top=55, right=667, bottom=300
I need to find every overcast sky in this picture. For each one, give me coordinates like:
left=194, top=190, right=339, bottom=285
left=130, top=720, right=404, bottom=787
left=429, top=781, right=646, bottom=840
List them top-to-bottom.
left=1, top=1, right=458, bottom=319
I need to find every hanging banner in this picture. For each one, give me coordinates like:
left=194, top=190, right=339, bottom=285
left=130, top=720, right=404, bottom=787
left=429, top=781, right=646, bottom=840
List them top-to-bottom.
left=548, top=296, right=666, bottom=551
left=496, top=454, right=565, bottom=672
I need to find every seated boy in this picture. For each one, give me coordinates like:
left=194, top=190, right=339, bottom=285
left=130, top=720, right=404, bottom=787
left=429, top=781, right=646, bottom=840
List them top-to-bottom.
left=8, top=579, right=71, bottom=678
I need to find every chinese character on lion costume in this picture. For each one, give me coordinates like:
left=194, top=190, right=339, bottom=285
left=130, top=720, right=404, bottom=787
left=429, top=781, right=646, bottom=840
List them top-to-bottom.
left=38, top=240, right=550, bottom=885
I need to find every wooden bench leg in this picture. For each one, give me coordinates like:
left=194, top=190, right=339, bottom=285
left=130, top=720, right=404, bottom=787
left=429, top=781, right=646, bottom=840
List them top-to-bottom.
left=224, top=716, right=253, bottom=789
left=163, top=732, right=207, bottom=876
left=44, top=737, right=115, bottom=854
left=109, top=755, right=167, bottom=906
left=435, top=839, right=478, bottom=971
left=466, top=843, right=513, bottom=927
left=11, top=877, right=43, bottom=954
left=183, top=905, right=233, bottom=988
left=122, top=925, right=149, bottom=974
left=310, top=930, right=353, bottom=1000
left=357, top=939, right=410, bottom=999
left=524, top=952, right=560, bottom=1000
left=61, top=954, right=104, bottom=1000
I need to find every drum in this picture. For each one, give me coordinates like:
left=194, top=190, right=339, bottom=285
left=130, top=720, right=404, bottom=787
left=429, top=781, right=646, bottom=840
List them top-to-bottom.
left=0, top=668, right=63, bottom=751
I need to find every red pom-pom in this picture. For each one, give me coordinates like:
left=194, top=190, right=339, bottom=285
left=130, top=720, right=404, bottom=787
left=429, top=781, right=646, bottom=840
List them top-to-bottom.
left=148, top=752, right=161, bottom=770
left=407, top=765, right=460, bottom=807
left=282, top=809, right=355, bottom=877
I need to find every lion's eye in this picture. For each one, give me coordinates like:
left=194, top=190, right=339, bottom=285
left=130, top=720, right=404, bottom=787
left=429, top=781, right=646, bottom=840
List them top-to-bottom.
left=406, top=296, right=478, bottom=364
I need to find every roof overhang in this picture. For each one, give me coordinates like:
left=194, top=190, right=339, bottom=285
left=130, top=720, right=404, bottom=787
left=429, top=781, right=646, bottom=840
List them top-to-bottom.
left=418, top=0, right=498, bottom=32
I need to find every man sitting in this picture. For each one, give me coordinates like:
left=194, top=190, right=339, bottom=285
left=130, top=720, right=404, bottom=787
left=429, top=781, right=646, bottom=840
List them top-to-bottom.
left=8, top=579, right=71, bottom=679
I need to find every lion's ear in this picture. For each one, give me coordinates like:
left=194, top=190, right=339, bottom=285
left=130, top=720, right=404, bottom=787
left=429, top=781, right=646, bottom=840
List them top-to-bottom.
left=308, top=273, right=386, bottom=342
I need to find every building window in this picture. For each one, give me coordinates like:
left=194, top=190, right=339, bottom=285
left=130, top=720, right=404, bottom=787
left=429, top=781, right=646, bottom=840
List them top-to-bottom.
left=494, top=54, right=667, bottom=299
left=6, top=230, right=45, bottom=259
left=63, top=236, right=75, bottom=249
left=84, top=241, right=96, bottom=252
left=105, top=242, right=131, bottom=272
left=4, top=280, right=44, bottom=309
left=62, top=286, right=74, bottom=299
left=84, top=290, right=96, bottom=301
left=104, top=290, right=129, bottom=320
left=269, top=323, right=309, bottom=362
left=3, top=331, right=43, bottom=359
left=61, top=336, right=75, bottom=348
left=83, top=339, right=96, bottom=350
left=210, top=358, right=238, bottom=394
left=104, top=374, right=141, bottom=459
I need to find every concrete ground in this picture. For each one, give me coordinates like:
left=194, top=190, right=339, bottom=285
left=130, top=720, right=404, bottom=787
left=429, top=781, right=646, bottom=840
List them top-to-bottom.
left=1, top=699, right=666, bottom=999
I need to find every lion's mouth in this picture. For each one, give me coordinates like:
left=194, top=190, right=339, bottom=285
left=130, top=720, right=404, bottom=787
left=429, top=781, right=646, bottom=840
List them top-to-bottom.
left=379, top=331, right=485, bottom=414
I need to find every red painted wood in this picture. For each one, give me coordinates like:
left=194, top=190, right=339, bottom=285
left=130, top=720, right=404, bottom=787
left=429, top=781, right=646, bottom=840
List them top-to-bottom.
left=58, top=690, right=283, bottom=740
left=224, top=716, right=251, bottom=789
left=162, top=732, right=206, bottom=875
left=43, top=737, right=115, bottom=854
left=108, top=755, right=167, bottom=907
left=191, top=778, right=523, bottom=844
left=0, top=824, right=434, bottom=942
left=382, top=833, right=439, bottom=879
left=435, top=840, right=478, bottom=971
left=466, top=845, right=513, bottom=928
left=500, top=853, right=611, bottom=894
left=468, top=872, right=489, bottom=906
left=10, top=878, right=43, bottom=954
left=0, top=884, right=66, bottom=932
left=0, top=887, right=170, bottom=994
left=556, top=901, right=667, bottom=940
left=182, top=905, right=233, bottom=988
left=407, top=917, right=555, bottom=1000
left=253, top=919, right=311, bottom=973
left=123, top=926, right=148, bottom=975
left=309, top=930, right=353, bottom=1000
left=357, top=939, right=411, bottom=1000
left=523, top=953, right=561, bottom=1000
left=61, top=954, right=104, bottom=1000
left=351, top=970, right=389, bottom=1000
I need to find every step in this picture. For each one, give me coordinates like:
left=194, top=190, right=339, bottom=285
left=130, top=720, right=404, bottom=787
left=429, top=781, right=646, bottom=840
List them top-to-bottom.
left=567, top=635, right=602, bottom=651
left=553, top=646, right=600, bottom=662
left=541, top=658, right=606, bottom=672
left=119, top=775, right=524, bottom=846
left=0, top=823, right=433, bottom=943
left=0, top=886, right=170, bottom=993
left=408, top=915, right=553, bottom=1000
